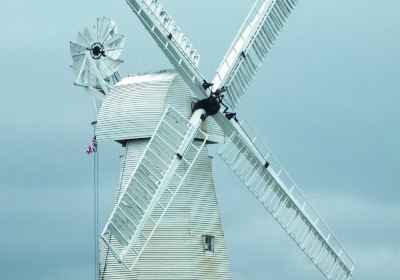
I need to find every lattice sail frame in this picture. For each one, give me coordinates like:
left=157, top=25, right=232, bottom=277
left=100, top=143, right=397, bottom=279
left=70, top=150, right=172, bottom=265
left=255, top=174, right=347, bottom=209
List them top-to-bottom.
left=98, top=0, right=356, bottom=279
left=212, top=0, right=300, bottom=109
left=101, top=106, right=208, bottom=270
left=219, top=120, right=355, bottom=279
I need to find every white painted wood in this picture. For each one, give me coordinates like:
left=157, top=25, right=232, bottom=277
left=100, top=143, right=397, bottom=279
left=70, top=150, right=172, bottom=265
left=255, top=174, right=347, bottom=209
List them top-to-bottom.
left=212, top=0, right=300, bottom=109
left=124, top=1, right=356, bottom=279
left=70, top=17, right=125, bottom=97
left=96, top=70, right=224, bottom=143
left=100, top=106, right=208, bottom=269
left=218, top=123, right=355, bottom=280
left=99, top=139, right=231, bottom=280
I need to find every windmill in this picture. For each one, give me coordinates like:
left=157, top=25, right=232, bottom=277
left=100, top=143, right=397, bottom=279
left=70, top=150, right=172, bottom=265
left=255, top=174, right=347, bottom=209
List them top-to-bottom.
left=69, top=1, right=356, bottom=280
left=70, top=17, right=125, bottom=101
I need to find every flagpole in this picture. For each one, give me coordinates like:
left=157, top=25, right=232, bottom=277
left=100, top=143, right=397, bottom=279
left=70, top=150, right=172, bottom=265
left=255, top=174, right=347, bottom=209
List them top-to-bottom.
left=92, top=120, right=99, bottom=280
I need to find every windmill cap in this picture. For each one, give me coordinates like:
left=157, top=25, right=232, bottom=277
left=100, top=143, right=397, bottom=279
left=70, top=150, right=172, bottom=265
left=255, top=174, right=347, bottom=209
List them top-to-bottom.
left=96, top=70, right=224, bottom=144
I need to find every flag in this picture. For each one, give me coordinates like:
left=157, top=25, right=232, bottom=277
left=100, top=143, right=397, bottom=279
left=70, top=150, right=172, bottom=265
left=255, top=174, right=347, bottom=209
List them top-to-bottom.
left=86, top=136, right=97, bottom=154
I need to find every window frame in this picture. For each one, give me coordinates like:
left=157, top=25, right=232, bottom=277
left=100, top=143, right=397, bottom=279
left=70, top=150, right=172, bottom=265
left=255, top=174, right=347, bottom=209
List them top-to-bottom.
left=203, top=234, right=215, bottom=254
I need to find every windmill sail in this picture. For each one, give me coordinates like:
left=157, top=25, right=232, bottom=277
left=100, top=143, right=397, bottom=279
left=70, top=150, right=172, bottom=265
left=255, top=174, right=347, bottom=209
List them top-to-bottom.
left=120, top=0, right=356, bottom=278
left=125, top=0, right=208, bottom=102
left=127, top=0, right=200, bottom=67
left=212, top=0, right=299, bottom=109
left=101, top=106, right=208, bottom=270
left=219, top=120, right=355, bottom=280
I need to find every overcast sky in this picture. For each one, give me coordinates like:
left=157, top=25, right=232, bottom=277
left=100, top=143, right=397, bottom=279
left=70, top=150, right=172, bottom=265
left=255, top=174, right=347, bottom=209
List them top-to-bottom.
left=1, top=0, right=399, bottom=279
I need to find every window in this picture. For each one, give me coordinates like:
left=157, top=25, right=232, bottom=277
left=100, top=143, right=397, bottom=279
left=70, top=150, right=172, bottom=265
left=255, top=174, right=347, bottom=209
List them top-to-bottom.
left=203, top=235, right=214, bottom=253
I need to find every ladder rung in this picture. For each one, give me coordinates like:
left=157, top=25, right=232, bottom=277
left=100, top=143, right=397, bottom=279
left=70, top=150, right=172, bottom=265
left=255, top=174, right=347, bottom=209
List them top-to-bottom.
left=162, top=116, right=188, bottom=137
left=157, top=125, right=183, bottom=147
left=189, top=142, right=200, bottom=152
left=146, top=148, right=169, bottom=168
left=179, top=156, right=191, bottom=166
left=239, top=156, right=256, bottom=180
left=141, top=161, right=163, bottom=181
left=134, top=171, right=157, bottom=193
left=174, top=173, right=183, bottom=181
left=134, top=178, right=155, bottom=197
left=260, top=182, right=276, bottom=203
left=165, top=186, right=174, bottom=195
left=124, top=191, right=146, bottom=213
left=273, top=196, right=288, bottom=218
left=120, top=200, right=142, bottom=221
left=157, top=202, right=166, bottom=210
left=117, top=207, right=138, bottom=229
left=149, top=216, right=156, bottom=224
left=109, top=220, right=130, bottom=242
left=301, top=228, right=314, bottom=249
left=140, top=231, right=148, bottom=240
left=312, top=242, right=325, bottom=261
left=327, top=258, right=339, bottom=278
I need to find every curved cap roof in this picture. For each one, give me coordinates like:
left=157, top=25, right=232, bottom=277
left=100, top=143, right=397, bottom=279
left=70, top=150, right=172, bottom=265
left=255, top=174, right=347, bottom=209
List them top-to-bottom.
left=96, top=70, right=224, bottom=143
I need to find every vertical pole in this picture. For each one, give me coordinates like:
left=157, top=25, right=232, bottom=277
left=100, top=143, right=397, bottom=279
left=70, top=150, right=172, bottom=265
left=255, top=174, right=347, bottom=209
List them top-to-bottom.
left=92, top=97, right=100, bottom=280
left=93, top=122, right=99, bottom=280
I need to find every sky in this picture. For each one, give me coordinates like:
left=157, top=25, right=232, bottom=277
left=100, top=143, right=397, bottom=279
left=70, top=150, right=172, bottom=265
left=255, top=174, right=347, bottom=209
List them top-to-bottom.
left=1, top=0, right=399, bottom=279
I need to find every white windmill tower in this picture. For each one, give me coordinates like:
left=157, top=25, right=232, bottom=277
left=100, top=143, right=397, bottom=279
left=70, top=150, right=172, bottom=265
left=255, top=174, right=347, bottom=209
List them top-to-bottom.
left=70, top=1, right=356, bottom=280
left=71, top=17, right=231, bottom=280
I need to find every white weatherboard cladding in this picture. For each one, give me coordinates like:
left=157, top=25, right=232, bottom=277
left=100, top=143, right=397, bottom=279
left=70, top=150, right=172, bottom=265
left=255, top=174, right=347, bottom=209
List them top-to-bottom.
left=96, top=70, right=224, bottom=143
left=100, top=139, right=231, bottom=279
